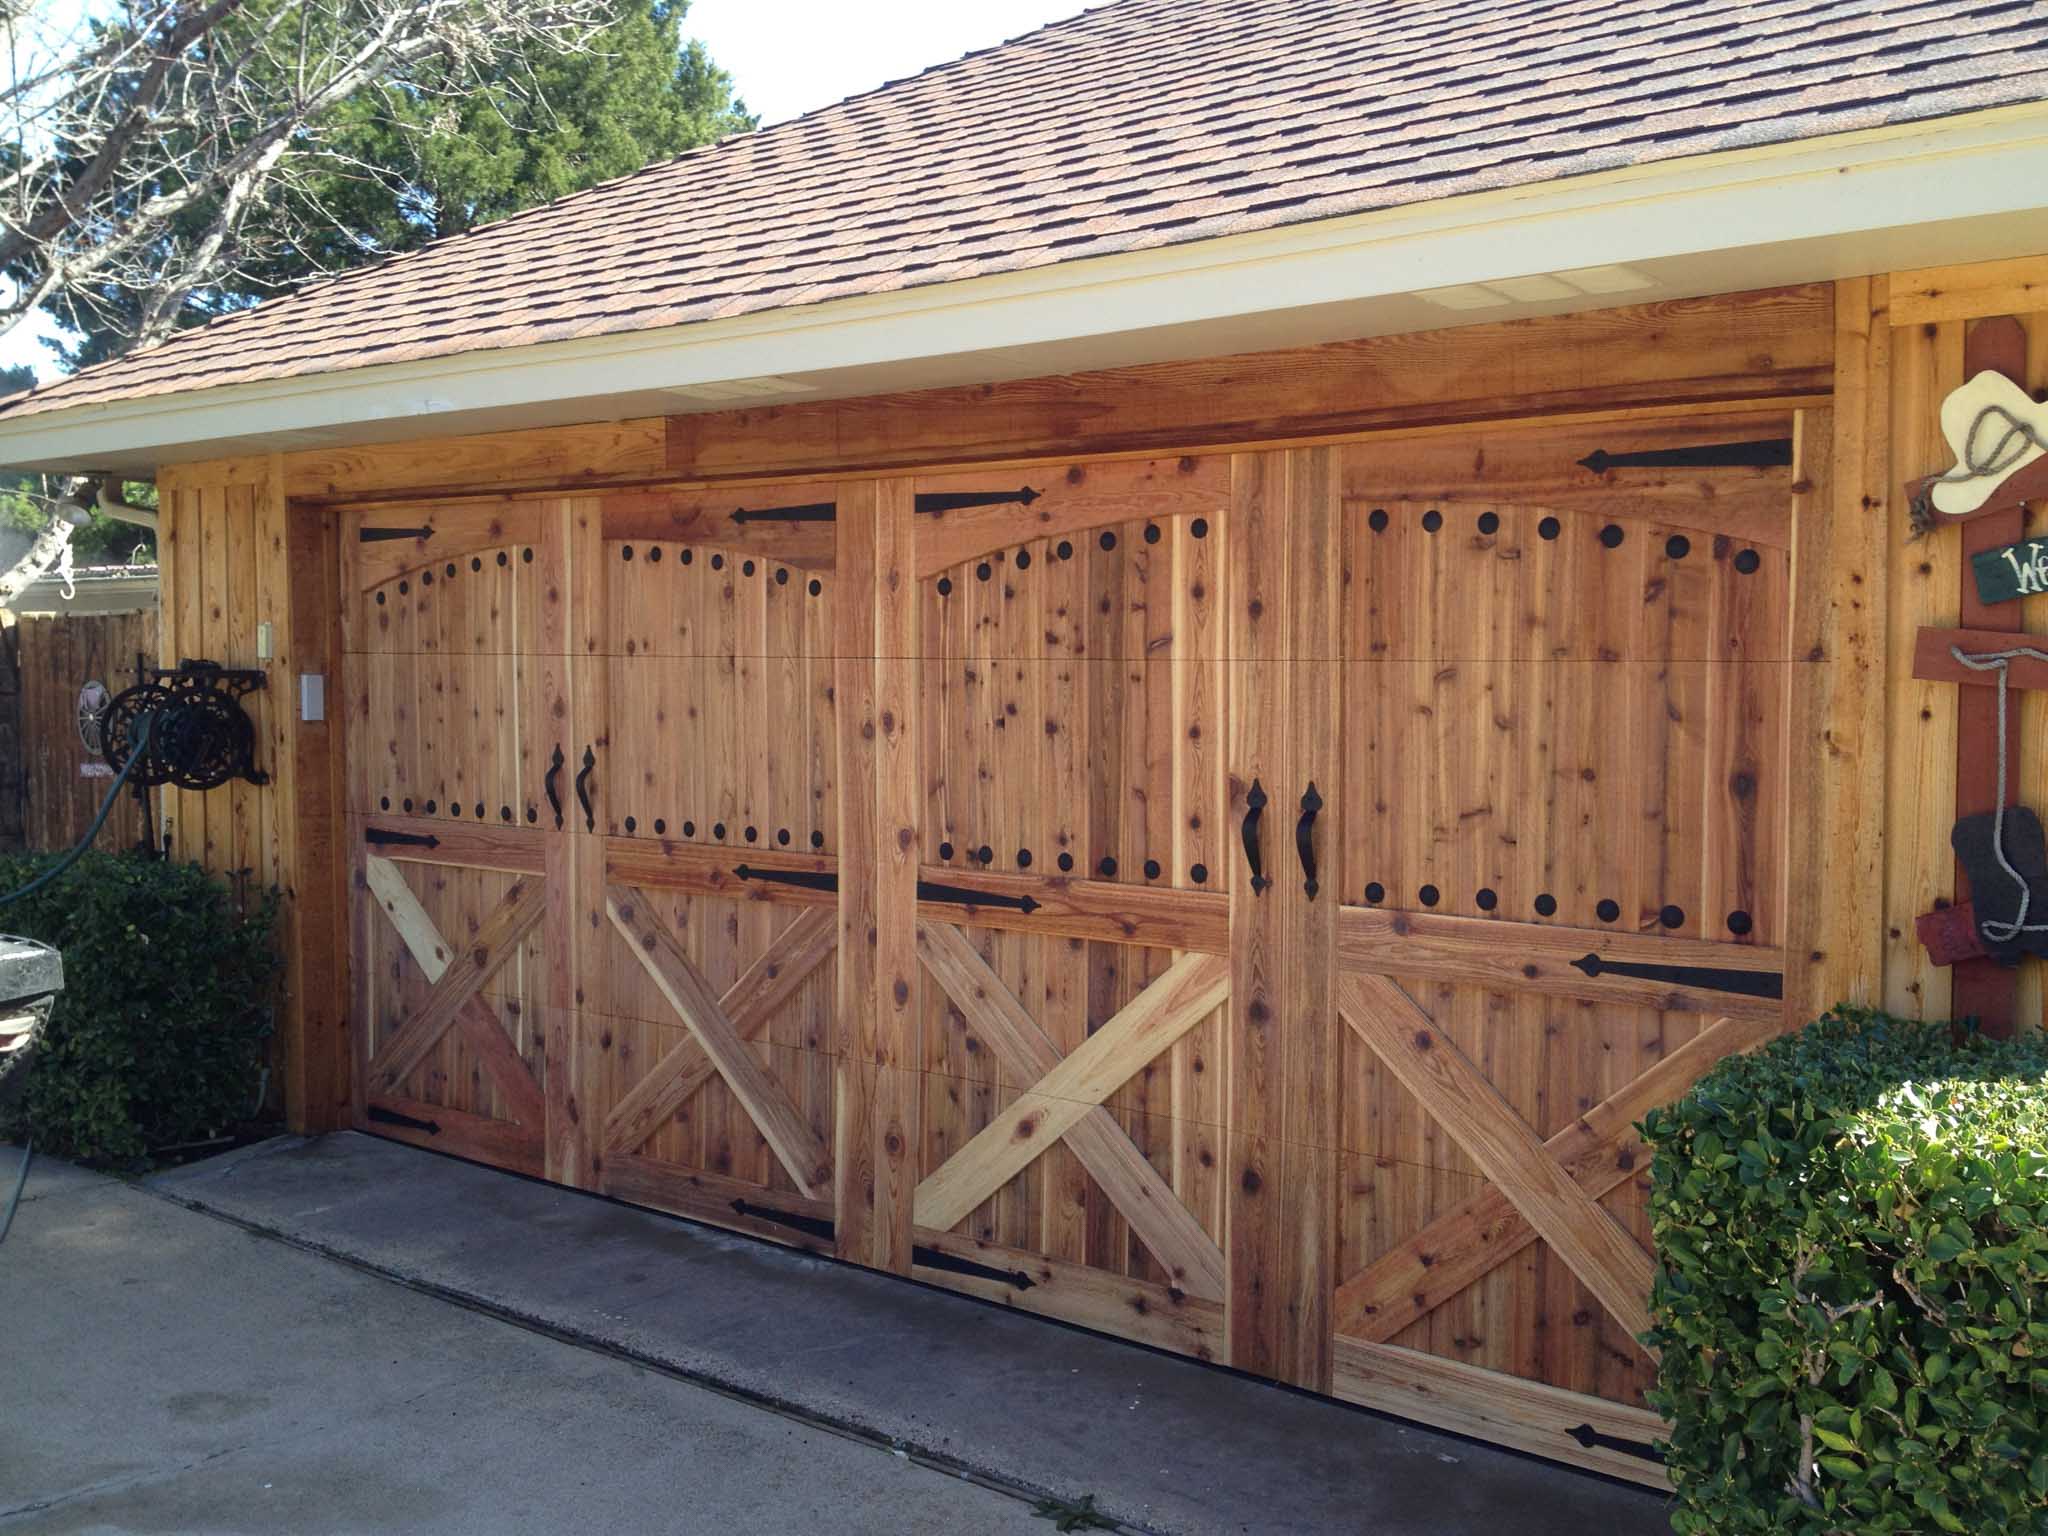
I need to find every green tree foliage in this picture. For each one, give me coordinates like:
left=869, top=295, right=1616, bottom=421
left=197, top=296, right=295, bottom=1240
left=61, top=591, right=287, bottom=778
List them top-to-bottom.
left=57, top=0, right=752, bottom=368
left=1643, top=1007, right=2048, bottom=1534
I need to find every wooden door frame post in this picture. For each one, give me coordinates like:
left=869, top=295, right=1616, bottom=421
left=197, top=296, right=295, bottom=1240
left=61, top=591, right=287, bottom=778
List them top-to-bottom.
left=1224, top=446, right=1340, bottom=1391
left=834, top=477, right=921, bottom=1273
left=280, top=489, right=351, bottom=1132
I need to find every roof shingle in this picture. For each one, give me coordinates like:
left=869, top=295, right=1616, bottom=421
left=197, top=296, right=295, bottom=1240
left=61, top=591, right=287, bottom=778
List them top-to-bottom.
left=10, top=0, right=2048, bottom=418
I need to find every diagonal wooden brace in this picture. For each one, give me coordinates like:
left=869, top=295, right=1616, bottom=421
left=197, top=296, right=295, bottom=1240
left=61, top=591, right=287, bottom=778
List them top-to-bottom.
left=366, top=859, right=547, bottom=1103
left=607, top=885, right=833, bottom=1199
left=603, top=905, right=839, bottom=1154
left=916, top=921, right=1227, bottom=1301
left=913, top=951, right=1230, bottom=1235
left=1337, top=973, right=1657, bottom=1350
left=1332, top=1011, right=1782, bottom=1343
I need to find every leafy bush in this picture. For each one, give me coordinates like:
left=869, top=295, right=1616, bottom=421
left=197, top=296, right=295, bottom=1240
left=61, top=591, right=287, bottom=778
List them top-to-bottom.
left=0, top=851, right=277, bottom=1164
left=1643, top=1007, right=2048, bottom=1534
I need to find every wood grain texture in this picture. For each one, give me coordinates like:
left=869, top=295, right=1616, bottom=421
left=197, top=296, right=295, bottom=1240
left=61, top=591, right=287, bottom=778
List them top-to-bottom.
left=668, top=287, right=1832, bottom=479
left=607, top=884, right=834, bottom=1198
left=916, top=920, right=1227, bottom=1300
left=913, top=951, right=1229, bottom=1232
left=1337, top=972, right=1658, bottom=1349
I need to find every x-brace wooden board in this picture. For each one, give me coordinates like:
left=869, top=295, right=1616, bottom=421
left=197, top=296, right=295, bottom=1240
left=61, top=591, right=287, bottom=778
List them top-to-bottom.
left=363, top=856, right=547, bottom=1128
left=606, top=885, right=834, bottom=1199
left=603, top=904, right=839, bottom=1155
left=917, top=921, right=1227, bottom=1301
left=913, top=950, right=1230, bottom=1236
left=1336, top=973, right=1658, bottom=1349
left=1332, top=1009, right=1783, bottom=1343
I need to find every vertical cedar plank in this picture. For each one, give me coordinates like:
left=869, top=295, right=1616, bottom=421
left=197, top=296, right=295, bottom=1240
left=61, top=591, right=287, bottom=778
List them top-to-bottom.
left=1783, top=278, right=1889, bottom=1021
left=1950, top=317, right=2029, bottom=1035
left=1283, top=446, right=1341, bottom=1392
left=1225, top=449, right=1297, bottom=1378
left=835, top=478, right=920, bottom=1272
left=281, top=484, right=352, bottom=1131
left=552, top=498, right=602, bottom=1182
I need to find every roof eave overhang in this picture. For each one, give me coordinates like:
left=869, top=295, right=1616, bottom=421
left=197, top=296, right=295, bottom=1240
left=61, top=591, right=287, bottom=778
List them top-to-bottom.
left=9, top=100, right=2048, bottom=476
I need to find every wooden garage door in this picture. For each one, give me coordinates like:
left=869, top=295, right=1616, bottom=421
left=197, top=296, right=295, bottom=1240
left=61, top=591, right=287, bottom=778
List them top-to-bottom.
left=336, top=410, right=1811, bottom=1484
left=1317, top=411, right=1801, bottom=1475
left=343, top=501, right=575, bottom=1179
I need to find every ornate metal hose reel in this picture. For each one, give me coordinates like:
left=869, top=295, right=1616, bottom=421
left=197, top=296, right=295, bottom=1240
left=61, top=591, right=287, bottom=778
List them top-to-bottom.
left=98, top=659, right=268, bottom=791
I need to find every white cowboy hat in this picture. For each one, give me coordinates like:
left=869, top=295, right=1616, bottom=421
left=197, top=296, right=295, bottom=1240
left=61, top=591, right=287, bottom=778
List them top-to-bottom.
left=1929, top=369, right=2048, bottom=518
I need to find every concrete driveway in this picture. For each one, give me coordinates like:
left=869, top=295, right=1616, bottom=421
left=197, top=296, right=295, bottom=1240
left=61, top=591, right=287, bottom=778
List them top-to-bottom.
left=5, top=1138, right=1675, bottom=1534
left=2, top=1157, right=1044, bottom=1535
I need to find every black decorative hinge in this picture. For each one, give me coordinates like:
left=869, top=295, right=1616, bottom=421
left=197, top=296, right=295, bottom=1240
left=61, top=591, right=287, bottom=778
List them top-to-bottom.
left=1578, top=438, right=1793, bottom=474
left=914, top=487, right=1042, bottom=515
left=732, top=502, right=836, bottom=526
left=359, top=524, right=435, bottom=543
left=365, top=827, right=440, bottom=849
left=734, top=865, right=839, bottom=894
left=917, top=878, right=1040, bottom=914
left=1570, top=953, right=1783, bottom=1000
left=367, top=1103, right=441, bottom=1134
left=732, top=1198, right=836, bottom=1242
left=728, top=1201, right=1034, bottom=1289
left=914, top=1245, right=1036, bottom=1290
left=1567, top=1424, right=1665, bottom=1464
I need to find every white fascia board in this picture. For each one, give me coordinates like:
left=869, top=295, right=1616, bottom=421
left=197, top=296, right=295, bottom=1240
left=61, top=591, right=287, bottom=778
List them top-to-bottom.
left=9, top=101, right=2048, bottom=474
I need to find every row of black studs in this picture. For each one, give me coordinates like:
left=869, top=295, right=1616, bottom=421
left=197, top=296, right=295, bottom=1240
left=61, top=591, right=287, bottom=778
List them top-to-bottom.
left=1363, top=508, right=1764, bottom=573
left=934, top=518, right=1209, bottom=597
left=618, top=545, right=826, bottom=597
left=375, top=547, right=536, bottom=603
left=380, top=794, right=535, bottom=825
left=616, top=816, right=827, bottom=849
left=932, top=841, right=1203, bottom=882
left=1360, top=879, right=1753, bottom=935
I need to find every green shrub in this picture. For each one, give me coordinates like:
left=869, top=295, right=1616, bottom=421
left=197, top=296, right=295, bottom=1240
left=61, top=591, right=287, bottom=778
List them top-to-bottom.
left=0, top=851, right=278, bottom=1164
left=1643, top=1007, right=2048, bottom=1534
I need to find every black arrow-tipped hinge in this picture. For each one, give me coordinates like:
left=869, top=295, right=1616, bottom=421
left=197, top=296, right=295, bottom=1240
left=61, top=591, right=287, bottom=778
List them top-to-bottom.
left=1578, top=438, right=1793, bottom=475
left=914, top=487, right=1042, bottom=515
left=732, top=502, right=836, bottom=526
left=359, top=524, right=435, bottom=543
left=366, top=828, right=440, bottom=849
left=735, top=865, right=839, bottom=894
left=917, top=878, right=1040, bottom=914
left=1570, top=953, right=1783, bottom=1000
left=367, top=1103, right=441, bottom=1134
left=1567, top=1424, right=1664, bottom=1464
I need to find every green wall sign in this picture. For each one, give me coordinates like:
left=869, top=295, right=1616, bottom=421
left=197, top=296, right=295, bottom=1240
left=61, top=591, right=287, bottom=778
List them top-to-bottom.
left=1972, top=536, right=2048, bottom=606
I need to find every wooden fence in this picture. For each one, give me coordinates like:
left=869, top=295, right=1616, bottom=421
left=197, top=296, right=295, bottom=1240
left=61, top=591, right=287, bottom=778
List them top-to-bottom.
left=8, top=609, right=157, bottom=854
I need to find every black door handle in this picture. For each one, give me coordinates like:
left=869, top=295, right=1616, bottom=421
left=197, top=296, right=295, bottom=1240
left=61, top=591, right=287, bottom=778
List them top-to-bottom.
left=544, top=744, right=565, bottom=830
left=574, top=745, right=596, bottom=833
left=1242, top=779, right=1269, bottom=894
left=1297, top=782, right=1323, bottom=899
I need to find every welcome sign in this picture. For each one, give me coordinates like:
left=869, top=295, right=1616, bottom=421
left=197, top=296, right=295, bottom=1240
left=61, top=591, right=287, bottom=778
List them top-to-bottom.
left=1972, top=535, right=2048, bottom=606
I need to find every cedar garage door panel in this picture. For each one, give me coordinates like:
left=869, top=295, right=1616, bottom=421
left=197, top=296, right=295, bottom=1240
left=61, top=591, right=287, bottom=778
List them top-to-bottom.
left=338, top=419, right=1807, bottom=1485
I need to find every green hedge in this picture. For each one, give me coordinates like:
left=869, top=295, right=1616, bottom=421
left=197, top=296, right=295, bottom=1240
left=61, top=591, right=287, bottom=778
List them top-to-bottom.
left=0, top=851, right=278, bottom=1164
left=1643, top=1007, right=2048, bottom=1534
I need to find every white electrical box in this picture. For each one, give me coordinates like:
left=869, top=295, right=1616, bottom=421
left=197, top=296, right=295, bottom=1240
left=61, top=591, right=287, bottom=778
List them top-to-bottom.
left=255, top=620, right=275, bottom=660
left=299, top=673, right=325, bottom=722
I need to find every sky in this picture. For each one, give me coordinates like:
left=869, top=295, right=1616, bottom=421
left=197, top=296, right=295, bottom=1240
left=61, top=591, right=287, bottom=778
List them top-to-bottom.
left=0, top=0, right=1099, bottom=380
left=689, top=0, right=1096, bottom=125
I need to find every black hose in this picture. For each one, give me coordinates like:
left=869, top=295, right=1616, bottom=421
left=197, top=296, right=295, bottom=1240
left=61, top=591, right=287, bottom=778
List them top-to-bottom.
left=0, top=710, right=157, bottom=907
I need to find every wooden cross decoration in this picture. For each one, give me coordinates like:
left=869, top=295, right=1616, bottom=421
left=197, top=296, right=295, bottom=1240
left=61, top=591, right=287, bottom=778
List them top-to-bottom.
left=362, top=855, right=547, bottom=1131
left=606, top=889, right=836, bottom=1198
left=912, top=924, right=1230, bottom=1301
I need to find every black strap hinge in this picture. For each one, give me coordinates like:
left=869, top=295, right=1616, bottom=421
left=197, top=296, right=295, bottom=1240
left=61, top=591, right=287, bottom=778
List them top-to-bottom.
left=1578, top=438, right=1793, bottom=474
left=914, top=487, right=1042, bottom=515
left=732, top=502, right=836, bottom=526
left=359, top=525, right=434, bottom=543
left=366, top=828, right=440, bottom=849
left=917, top=878, right=1039, bottom=914
left=1571, top=953, right=1783, bottom=1000
left=367, top=1104, right=441, bottom=1134
left=1568, top=1423, right=1665, bottom=1464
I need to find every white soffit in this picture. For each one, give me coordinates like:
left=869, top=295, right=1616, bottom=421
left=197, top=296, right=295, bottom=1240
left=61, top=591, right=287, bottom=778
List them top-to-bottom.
left=9, top=101, right=2048, bottom=475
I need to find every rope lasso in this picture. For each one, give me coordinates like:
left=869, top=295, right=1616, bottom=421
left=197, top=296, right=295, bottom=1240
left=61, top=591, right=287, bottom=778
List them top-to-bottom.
left=1909, top=402, right=2048, bottom=539
left=1949, top=643, right=2048, bottom=943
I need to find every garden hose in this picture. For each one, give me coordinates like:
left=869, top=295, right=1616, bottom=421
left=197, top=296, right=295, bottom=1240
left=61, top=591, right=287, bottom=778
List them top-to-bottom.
left=0, top=709, right=156, bottom=908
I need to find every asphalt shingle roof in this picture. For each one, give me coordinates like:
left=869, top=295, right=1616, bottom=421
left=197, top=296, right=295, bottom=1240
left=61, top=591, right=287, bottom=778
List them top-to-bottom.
left=10, top=0, right=2048, bottom=420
